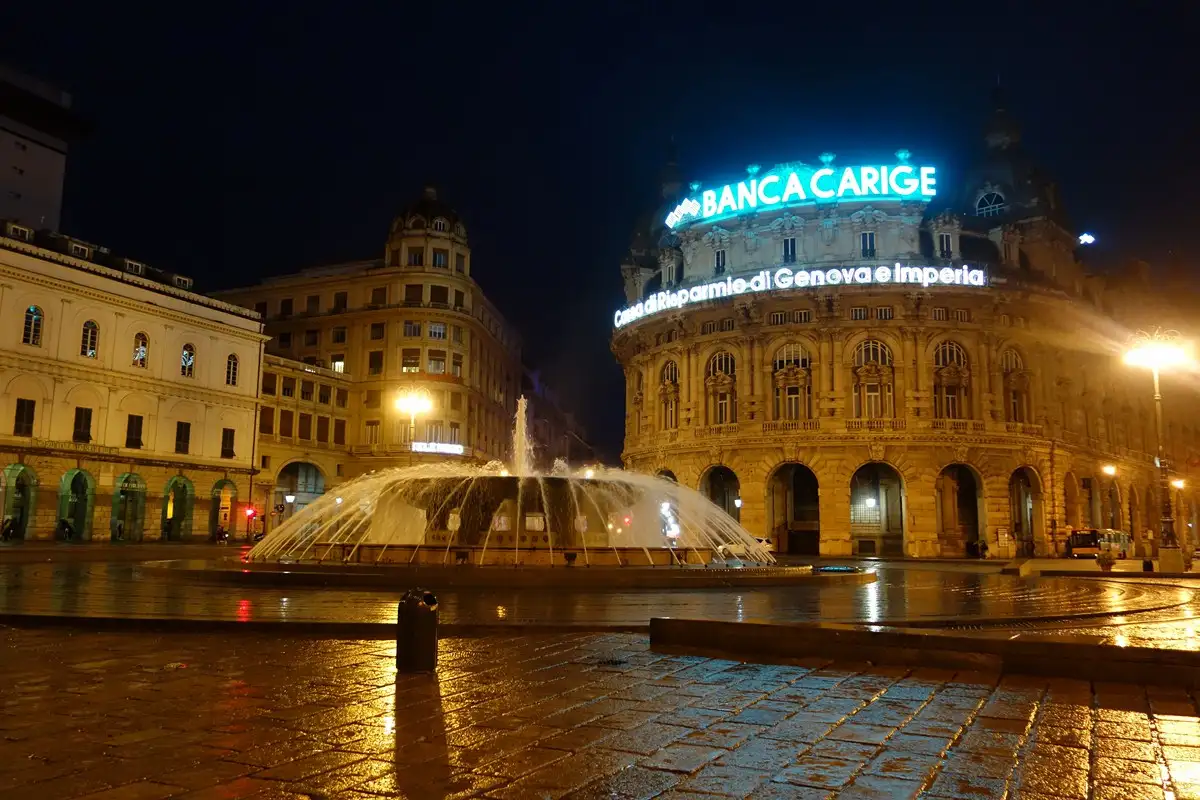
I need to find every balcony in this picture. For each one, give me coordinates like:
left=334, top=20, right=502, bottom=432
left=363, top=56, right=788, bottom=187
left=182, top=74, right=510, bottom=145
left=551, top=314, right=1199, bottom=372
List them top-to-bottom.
left=846, top=418, right=907, bottom=432
left=930, top=419, right=987, bottom=434
left=762, top=420, right=821, bottom=434
left=1005, top=421, right=1045, bottom=437
left=695, top=423, right=740, bottom=439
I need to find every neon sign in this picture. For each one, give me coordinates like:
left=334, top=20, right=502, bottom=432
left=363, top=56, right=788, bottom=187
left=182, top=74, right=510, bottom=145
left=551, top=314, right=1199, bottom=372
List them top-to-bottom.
left=665, top=160, right=937, bottom=229
left=613, top=264, right=987, bottom=328
left=411, top=441, right=465, bottom=455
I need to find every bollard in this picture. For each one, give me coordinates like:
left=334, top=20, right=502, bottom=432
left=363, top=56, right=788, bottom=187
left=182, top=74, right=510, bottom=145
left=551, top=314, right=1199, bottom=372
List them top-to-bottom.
left=1143, top=559, right=1154, bottom=572
left=396, top=588, right=439, bottom=673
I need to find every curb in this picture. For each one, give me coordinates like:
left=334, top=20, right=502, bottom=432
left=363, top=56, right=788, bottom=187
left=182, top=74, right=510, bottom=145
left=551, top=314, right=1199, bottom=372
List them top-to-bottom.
left=649, top=617, right=1200, bottom=688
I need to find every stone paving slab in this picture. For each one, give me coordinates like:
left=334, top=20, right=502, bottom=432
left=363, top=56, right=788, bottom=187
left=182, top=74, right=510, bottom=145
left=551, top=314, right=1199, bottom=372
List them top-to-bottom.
left=3, top=627, right=1200, bottom=798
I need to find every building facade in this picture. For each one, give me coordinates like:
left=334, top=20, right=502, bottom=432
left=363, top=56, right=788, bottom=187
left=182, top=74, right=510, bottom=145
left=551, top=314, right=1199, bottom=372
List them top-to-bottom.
left=613, top=96, right=1200, bottom=558
left=215, top=187, right=524, bottom=531
left=0, top=221, right=265, bottom=542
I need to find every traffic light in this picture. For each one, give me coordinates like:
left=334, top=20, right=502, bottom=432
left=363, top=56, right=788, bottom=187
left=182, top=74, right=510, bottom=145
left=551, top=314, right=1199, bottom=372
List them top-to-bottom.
left=245, top=507, right=257, bottom=519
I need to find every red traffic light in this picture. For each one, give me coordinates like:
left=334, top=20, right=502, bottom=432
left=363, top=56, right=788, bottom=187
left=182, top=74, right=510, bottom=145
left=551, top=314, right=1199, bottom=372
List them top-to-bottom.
left=245, top=507, right=257, bottom=518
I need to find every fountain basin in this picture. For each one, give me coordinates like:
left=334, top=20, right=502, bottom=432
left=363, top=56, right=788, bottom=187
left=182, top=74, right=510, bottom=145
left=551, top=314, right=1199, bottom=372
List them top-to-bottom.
left=294, top=543, right=724, bottom=567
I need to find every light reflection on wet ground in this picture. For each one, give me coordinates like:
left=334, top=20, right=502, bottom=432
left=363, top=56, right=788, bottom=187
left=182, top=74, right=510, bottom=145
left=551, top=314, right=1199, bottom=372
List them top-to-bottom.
left=0, top=560, right=1191, bottom=631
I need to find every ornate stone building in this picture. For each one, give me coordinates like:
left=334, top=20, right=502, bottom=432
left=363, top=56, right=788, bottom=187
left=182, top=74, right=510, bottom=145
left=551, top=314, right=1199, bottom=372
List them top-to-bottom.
left=612, top=95, right=1200, bottom=558
left=214, top=187, right=524, bottom=532
left=0, top=221, right=265, bottom=542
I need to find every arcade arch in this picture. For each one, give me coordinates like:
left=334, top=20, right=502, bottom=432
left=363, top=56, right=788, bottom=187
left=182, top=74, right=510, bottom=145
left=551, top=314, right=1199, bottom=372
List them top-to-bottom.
left=767, top=463, right=819, bottom=555
left=850, top=463, right=904, bottom=556
left=936, top=464, right=984, bottom=557
left=700, top=465, right=740, bottom=522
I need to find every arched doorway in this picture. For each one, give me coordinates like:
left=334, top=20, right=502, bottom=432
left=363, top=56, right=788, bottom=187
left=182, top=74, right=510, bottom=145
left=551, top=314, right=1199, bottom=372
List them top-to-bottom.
left=275, top=462, right=326, bottom=525
left=767, top=463, right=820, bottom=555
left=850, top=463, right=905, bottom=556
left=936, top=464, right=984, bottom=557
left=2, top=465, right=37, bottom=541
left=700, top=466, right=740, bottom=522
left=1009, top=467, right=1044, bottom=557
left=56, top=469, right=95, bottom=540
left=656, top=469, right=677, bottom=483
left=1063, top=472, right=1080, bottom=529
left=111, top=473, right=147, bottom=542
left=161, top=476, right=194, bottom=541
left=209, top=480, right=238, bottom=539
left=1106, top=481, right=1122, bottom=530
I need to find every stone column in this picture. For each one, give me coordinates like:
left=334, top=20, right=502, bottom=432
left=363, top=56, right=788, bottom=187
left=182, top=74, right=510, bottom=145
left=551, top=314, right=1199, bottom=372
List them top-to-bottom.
left=819, top=466, right=852, bottom=556
left=905, top=471, right=940, bottom=557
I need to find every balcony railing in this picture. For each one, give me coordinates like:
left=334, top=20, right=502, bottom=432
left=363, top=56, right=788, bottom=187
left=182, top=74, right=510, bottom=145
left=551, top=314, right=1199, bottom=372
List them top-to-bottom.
left=846, top=419, right=907, bottom=432
left=930, top=419, right=987, bottom=433
left=762, top=420, right=820, bottom=434
left=1005, top=422, right=1045, bottom=437
left=696, top=423, right=740, bottom=438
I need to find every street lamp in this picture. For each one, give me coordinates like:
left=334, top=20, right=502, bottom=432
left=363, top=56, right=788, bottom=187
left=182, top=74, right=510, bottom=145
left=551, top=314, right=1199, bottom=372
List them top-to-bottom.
left=1124, top=328, right=1194, bottom=571
left=395, top=388, right=433, bottom=462
left=1102, top=464, right=1117, bottom=476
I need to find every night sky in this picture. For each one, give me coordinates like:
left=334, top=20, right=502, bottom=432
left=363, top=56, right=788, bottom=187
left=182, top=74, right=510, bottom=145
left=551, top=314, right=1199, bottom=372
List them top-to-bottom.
left=4, top=2, right=1193, bottom=459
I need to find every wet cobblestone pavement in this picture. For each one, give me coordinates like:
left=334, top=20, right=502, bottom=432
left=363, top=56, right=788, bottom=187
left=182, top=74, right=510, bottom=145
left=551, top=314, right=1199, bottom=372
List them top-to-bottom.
left=0, top=560, right=1191, bottom=631
left=4, top=627, right=1200, bottom=799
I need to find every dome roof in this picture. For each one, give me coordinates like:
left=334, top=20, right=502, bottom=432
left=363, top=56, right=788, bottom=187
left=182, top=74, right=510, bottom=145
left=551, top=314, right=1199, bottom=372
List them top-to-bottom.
left=390, top=186, right=465, bottom=236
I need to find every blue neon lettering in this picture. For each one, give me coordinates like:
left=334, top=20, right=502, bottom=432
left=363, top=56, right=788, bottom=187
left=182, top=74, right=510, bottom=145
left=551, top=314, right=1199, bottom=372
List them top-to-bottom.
left=810, top=168, right=835, bottom=199
left=757, top=174, right=781, bottom=204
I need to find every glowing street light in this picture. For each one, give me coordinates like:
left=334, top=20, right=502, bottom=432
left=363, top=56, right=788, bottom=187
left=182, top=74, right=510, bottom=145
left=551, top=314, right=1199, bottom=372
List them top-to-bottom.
left=1078, top=233, right=1096, bottom=245
left=1124, top=329, right=1195, bottom=570
left=395, top=388, right=434, bottom=462
left=1102, top=464, right=1117, bottom=476
left=1172, top=479, right=1186, bottom=490
left=284, top=495, right=296, bottom=504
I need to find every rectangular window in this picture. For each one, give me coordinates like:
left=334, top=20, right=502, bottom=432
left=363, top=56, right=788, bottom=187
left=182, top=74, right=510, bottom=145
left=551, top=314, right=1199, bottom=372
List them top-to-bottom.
left=860, top=232, right=876, bottom=258
left=938, top=232, right=953, bottom=258
left=782, top=237, right=797, bottom=263
left=407, top=247, right=424, bottom=267
left=432, top=249, right=449, bottom=268
left=714, top=249, right=726, bottom=274
left=455, top=253, right=466, bottom=273
left=404, top=284, right=423, bottom=305
left=429, top=285, right=449, bottom=306
left=370, top=287, right=387, bottom=305
left=454, top=290, right=465, bottom=309
left=332, top=292, right=348, bottom=312
left=305, top=295, right=319, bottom=314
left=279, top=298, right=293, bottom=318
left=253, top=301, right=267, bottom=317
left=850, top=306, right=868, bottom=321
left=876, top=306, right=894, bottom=321
left=932, top=307, right=948, bottom=321
left=953, top=309, right=971, bottom=323
left=794, top=310, right=811, bottom=323
left=768, top=311, right=787, bottom=325
left=403, top=320, right=421, bottom=337
left=701, top=321, right=717, bottom=334
left=370, top=322, right=385, bottom=340
left=429, top=322, right=447, bottom=340
left=451, top=325, right=464, bottom=344
left=331, top=327, right=347, bottom=344
left=304, top=329, right=318, bottom=346
left=278, top=331, right=292, bottom=349
left=402, top=349, right=421, bottom=373
left=428, top=349, right=447, bottom=374
left=368, top=350, right=384, bottom=375
left=451, top=353, right=463, bottom=377
left=330, top=354, right=345, bottom=373
left=262, top=372, right=277, bottom=395
left=282, top=377, right=295, bottom=397
left=300, top=381, right=314, bottom=401
left=318, top=384, right=331, bottom=404
left=783, top=386, right=802, bottom=421
left=336, top=388, right=348, bottom=408
left=365, top=389, right=381, bottom=409
left=450, top=392, right=462, bottom=411
left=715, top=393, right=731, bottom=424
left=13, top=398, right=35, bottom=436
left=72, top=407, right=93, bottom=443
left=260, top=407, right=275, bottom=435
left=279, top=410, right=294, bottom=437
left=298, top=413, right=312, bottom=440
left=125, top=414, right=143, bottom=449
left=316, top=416, right=330, bottom=443
left=334, top=419, right=346, bottom=445
left=365, top=420, right=381, bottom=444
left=426, top=420, right=444, bottom=442
left=175, top=421, right=191, bottom=454
left=449, top=422, right=461, bottom=443
left=220, top=428, right=236, bottom=458
left=261, top=455, right=271, bottom=470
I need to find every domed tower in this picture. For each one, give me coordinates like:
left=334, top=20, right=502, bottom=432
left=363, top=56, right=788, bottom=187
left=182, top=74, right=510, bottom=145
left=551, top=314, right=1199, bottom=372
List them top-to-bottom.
left=957, top=88, right=1081, bottom=290
left=620, top=143, right=686, bottom=304
left=385, top=186, right=470, bottom=274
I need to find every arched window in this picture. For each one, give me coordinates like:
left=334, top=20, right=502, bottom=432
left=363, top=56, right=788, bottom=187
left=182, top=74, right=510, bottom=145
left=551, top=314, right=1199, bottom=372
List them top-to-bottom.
left=976, top=192, right=1007, bottom=217
left=408, top=216, right=426, bottom=229
left=432, top=218, right=448, bottom=232
left=22, top=306, right=43, bottom=346
left=80, top=320, right=99, bottom=358
left=132, top=332, right=149, bottom=368
left=852, top=339, right=894, bottom=419
left=934, top=340, right=970, bottom=419
left=773, top=343, right=812, bottom=420
left=181, top=344, right=196, bottom=378
left=1000, top=348, right=1029, bottom=423
left=706, top=351, right=736, bottom=424
left=225, top=354, right=239, bottom=386
left=660, top=360, right=680, bottom=430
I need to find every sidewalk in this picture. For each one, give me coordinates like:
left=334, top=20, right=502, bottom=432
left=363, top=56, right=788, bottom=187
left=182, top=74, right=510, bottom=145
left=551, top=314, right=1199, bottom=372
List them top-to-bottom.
left=0, top=541, right=239, bottom=564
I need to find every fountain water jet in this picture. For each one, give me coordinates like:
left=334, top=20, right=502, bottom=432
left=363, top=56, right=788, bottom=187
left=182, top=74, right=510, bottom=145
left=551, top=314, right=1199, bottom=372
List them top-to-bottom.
left=248, top=396, right=773, bottom=567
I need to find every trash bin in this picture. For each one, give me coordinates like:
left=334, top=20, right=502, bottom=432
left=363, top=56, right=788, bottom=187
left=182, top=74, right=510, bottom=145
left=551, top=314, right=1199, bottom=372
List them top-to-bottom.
left=1143, top=559, right=1154, bottom=572
left=397, top=589, right=438, bottom=673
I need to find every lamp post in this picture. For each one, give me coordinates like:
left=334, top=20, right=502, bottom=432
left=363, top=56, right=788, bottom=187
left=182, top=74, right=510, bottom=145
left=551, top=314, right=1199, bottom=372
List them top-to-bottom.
left=1124, top=329, right=1193, bottom=572
left=395, top=388, right=433, bottom=465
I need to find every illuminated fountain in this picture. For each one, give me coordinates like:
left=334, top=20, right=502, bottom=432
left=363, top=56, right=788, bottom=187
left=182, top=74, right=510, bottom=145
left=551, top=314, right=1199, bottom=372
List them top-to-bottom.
left=248, top=397, right=773, bottom=567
